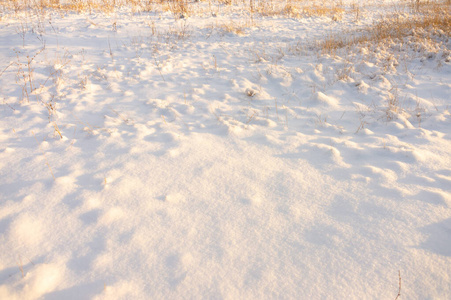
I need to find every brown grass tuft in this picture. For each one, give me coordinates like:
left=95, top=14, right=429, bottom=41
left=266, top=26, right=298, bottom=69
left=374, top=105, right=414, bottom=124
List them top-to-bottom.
left=317, top=1, right=451, bottom=55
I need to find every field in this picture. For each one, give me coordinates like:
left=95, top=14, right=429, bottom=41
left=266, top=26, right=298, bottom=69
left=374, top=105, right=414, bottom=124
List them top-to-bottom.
left=0, top=0, right=450, bottom=298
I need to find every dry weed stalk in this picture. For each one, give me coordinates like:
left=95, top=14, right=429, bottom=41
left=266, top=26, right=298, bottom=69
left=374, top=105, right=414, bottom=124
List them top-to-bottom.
left=14, top=46, right=46, bottom=102
left=386, top=86, right=402, bottom=121
left=15, top=256, right=25, bottom=278
left=394, top=270, right=402, bottom=300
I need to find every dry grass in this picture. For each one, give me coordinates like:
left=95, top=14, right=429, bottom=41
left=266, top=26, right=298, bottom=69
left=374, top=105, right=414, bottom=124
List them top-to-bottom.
left=0, top=0, right=375, bottom=18
left=1, top=0, right=117, bottom=12
left=162, top=0, right=190, bottom=18
left=241, top=0, right=346, bottom=19
left=304, top=1, right=451, bottom=125
left=317, top=1, right=451, bottom=55
left=302, top=5, right=344, bottom=18
left=220, top=20, right=247, bottom=35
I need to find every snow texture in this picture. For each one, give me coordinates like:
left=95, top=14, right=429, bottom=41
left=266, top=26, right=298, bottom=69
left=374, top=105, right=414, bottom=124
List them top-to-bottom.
left=0, top=0, right=450, bottom=299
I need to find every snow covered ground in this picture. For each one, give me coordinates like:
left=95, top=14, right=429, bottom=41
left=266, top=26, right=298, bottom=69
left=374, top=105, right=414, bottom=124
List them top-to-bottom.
left=0, top=0, right=450, bottom=298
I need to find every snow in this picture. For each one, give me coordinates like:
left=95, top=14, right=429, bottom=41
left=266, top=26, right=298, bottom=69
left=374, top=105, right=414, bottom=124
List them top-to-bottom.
left=0, top=0, right=450, bottom=298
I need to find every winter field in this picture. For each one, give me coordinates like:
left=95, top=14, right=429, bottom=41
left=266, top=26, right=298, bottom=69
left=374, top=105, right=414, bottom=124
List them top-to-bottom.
left=0, top=0, right=450, bottom=298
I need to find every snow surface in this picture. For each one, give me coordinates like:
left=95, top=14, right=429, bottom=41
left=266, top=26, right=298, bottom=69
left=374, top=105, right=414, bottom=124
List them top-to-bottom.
left=0, top=1, right=450, bottom=299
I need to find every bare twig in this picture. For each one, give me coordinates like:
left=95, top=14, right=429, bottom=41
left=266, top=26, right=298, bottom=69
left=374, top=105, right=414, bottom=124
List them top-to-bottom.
left=152, top=52, right=166, bottom=82
left=0, top=61, right=14, bottom=78
left=15, top=256, right=24, bottom=278
left=395, top=270, right=402, bottom=300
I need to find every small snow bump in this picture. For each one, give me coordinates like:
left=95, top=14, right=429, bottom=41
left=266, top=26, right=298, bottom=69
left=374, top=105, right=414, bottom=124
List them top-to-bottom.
left=314, top=92, right=339, bottom=107
left=4, top=147, right=14, bottom=153
left=164, top=193, right=185, bottom=204
left=101, top=207, right=125, bottom=224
